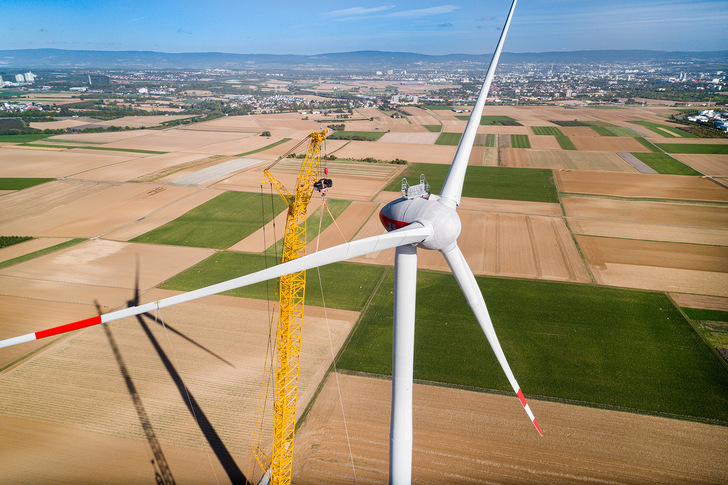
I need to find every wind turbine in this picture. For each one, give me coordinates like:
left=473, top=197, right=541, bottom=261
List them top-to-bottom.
left=1, top=0, right=539, bottom=481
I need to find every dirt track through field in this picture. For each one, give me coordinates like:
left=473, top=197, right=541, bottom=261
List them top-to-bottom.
left=293, top=373, right=728, bottom=484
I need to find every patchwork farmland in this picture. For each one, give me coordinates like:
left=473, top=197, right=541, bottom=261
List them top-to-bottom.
left=0, top=104, right=727, bottom=483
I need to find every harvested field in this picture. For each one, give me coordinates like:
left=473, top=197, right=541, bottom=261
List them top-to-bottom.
left=175, top=114, right=264, bottom=133
left=91, top=115, right=194, bottom=128
left=101, top=129, right=243, bottom=153
left=47, top=130, right=152, bottom=144
left=377, top=132, right=439, bottom=144
left=528, top=135, right=561, bottom=150
left=570, top=136, right=649, bottom=152
left=329, top=141, right=456, bottom=165
left=0, top=146, right=139, bottom=178
left=468, top=146, right=485, bottom=165
left=502, top=149, right=637, bottom=172
left=77, top=152, right=215, bottom=182
left=673, top=154, right=728, bottom=176
left=169, top=158, right=263, bottom=187
left=214, top=158, right=402, bottom=201
left=556, top=170, right=728, bottom=202
left=0, top=180, right=210, bottom=238
left=103, top=189, right=220, bottom=241
left=563, top=197, right=728, bottom=231
left=349, top=207, right=591, bottom=283
left=577, top=236, right=728, bottom=296
left=0, top=237, right=72, bottom=262
left=0, top=239, right=214, bottom=295
left=0, top=290, right=357, bottom=485
left=670, top=293, right=728, bottom=311
left=293, top=373, right=728, bottom=484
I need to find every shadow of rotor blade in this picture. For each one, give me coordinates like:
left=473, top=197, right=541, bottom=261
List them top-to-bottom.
left=95, top=300, right=177, bottom=485
left=137, top=312, right=250, bottom=485
left=148, top=319, right=235, bottom=368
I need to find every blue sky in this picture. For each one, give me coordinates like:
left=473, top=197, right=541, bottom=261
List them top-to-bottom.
left=2, top=0, right=727, bottom=55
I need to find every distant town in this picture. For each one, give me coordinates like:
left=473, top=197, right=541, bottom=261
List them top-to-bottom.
left=1, top=50, right=727, bottom=135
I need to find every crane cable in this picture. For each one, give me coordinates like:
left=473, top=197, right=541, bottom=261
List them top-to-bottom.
left=314, top=194, right=358, bottom=484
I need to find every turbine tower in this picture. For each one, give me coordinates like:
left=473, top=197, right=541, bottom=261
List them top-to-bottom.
left=0, top=1, right=540, bottom=482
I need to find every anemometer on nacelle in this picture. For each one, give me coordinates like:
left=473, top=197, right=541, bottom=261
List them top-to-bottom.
left=401, top=174, right=430, bottom=199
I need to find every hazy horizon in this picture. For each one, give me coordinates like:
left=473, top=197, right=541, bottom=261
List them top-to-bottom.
left=2, top=1, right=727, bottom=56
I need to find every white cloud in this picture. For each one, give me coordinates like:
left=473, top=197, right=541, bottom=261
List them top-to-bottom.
left=325, top=5, right=395, bottom=18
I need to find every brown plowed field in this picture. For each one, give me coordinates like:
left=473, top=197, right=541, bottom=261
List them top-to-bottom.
left=556, top=170, right=728, bottom=202
left=577, top=235, right=728, bottom=296
left=293, top=373, right=728, bottom=484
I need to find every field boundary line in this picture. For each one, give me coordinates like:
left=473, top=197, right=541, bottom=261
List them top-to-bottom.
left=558, top=195, right=597, bottom=284
left=330, top=369, right=728, bottom=427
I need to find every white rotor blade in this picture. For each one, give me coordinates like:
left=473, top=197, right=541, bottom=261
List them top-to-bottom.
left=439, top=0, right=518, bottom=208
left=0, top=223, right=431, bottom=350
left=441, top=244, right=542, bottom=436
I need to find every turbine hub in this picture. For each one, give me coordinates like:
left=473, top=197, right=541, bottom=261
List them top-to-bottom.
left=379, top=196, right=461, bottom=251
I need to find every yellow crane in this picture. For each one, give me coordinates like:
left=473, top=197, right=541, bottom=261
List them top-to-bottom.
left=254, top=130, right=329, bottom=485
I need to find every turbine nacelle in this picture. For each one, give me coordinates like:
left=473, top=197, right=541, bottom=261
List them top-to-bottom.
left=379, top=195, right=461, bottom=251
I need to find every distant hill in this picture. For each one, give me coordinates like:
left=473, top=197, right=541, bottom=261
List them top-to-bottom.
left=0, top=48, right=726, bottom=70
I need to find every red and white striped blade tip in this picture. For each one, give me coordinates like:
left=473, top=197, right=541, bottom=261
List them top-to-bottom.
left=517, top=389, right=543, bottom=436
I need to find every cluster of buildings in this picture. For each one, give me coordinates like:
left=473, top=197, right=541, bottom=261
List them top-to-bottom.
left=0, top=71, right=37, bottom=86
left=1, top=101, right=45, bottom=112
left=687, top=109, right=728, bottom=132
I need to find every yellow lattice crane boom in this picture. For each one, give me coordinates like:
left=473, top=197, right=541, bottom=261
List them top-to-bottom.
left=255, top=130, right=327, bottom=485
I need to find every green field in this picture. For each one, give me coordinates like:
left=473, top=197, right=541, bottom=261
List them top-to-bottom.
left=423, top=105, right=454, bottom=110
left=456, top=115, right=522, bottom=126
left=628, top=121, right=698, bottom=138
left=423, top=125, right=441, bottom=132
left=531, top=126, right=564, bottom=136
left=590, top=126, right=620, bottom=136
left=328, top=131, right=385, bottom=141
left=435, top=132, right=462, bottom=146
left=485, top=133, right=497, bottom=147
left=0, top=134, right=54, bottom=143
left=510, top=134, right=531, bottom=148
left=555, top=135, right=576, bottom=150
left=235, top=138, right=291, bottom=157
left=656, top=143, right=728, bottom=155
left=631, top=153, right=702, bottom=175
left=385, top=164, right=558, bottom=203
left=0, top=178, right=54, bottom=190
left=132, top=191, right=287, bottom=249
left=160, top=252, right=386, bottom=311
left=337, top=272, right=728, bottom=423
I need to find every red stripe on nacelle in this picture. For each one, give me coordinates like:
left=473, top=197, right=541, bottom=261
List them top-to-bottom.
left=379, top=212, right=410, bottom=232
left=35, top=315, right=103, bottom=339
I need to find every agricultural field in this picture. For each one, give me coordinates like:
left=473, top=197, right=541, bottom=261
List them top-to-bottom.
left=1, top=104, right=727, bottom=484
